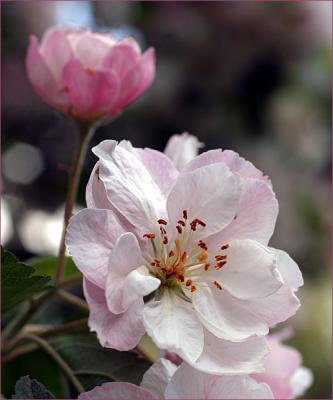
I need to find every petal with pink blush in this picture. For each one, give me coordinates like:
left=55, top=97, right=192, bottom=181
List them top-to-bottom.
left=40, top=28, right=73, bottom=83
left=74, top=34, right=112, bottom=68
left=63, top=59, right=120, bottom=117
left=164, top=132, right=204, bottom=171
left=93, top=140, right=167, bottom=233
left=86, top=163, right=112, bottom=209
left=167, top=163, right=241, bottom=238
left=209, top=178, right=278, bottom=246
left=66, top=209, right=125, bottom=289
left=105, top=233, right=160, bottom=314
left=203, top=240, right=282, bottom=300
left=273, top=248, right=303, bottom=289
left=83, top=278, right=145, bottom=351
left=192, top=286, right=269, bottom=341
left=143, top=289, right=204, bottom=364
left=190, top=329, right=269, bottom=375
left=141, top=358, right=177, bottom=398
left=165, top=363, right=273, bottom=399
left=78, top=382, right=156, bottom=400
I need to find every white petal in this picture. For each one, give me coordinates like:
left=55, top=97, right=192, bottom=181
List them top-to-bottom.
left=164, top=132, right=204, bottom=171
left=86, top=162, right=112, bottom=209
left=167, top=163, right=241, bottom=238
left=66, top=209, right=125, bottom=289
left=273, top=248, right=304, bottom=289
left=193, top=286, right=269, bottom=341
left=143, top=289, right=204, bottom=363
left=190, top=329, right=269, bottom=375
left=141, top=358, right=177, bottom=398
left=165, top=363, right=274, bottom=399
left=291, top=367, right=314, bottom=398
left=78, top=382, right=156, bottom=400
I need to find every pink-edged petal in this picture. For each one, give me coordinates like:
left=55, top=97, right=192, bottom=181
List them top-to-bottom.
left=40, top=28, right=73, bottom=82
left=74, top=34, right=113, bottom=68
left=26, top=35, right=68, bottom=109
left=103, top=39, right=141, bottom=80
left=115, top=48, right=156, bottom=110
left=63, top=58, right=119, bottom=116
left=164, top=133, right=204, bottom=171
left=92, top=140, right=167, bottom=233
left=182, top=149, right=268, bottom=182
left=86, top=162, right=112, bottom=209
left=167, top=163, right=241, bottom=238
left=209, top=178, right=278, bottom=246
left=66, top=209, right=125, bottom=289
left=106, top=233, right=160, bottom=314
left=202, top=240, right=282, bottom=300
left=273, top=248, right=304, bottom=289
left=83, top=278, right=145, bottom=351
left=193, top=286, right=269, bottom=341
left=143, top=289, right=204, bottom=364
left=190, top=329, right=269, bottom=375
left=141, top=358, right=177, bottom=398
left=165, top=363, right=273, bottom=399
left=291, top=367, right=313, bottom=398
left=78, top=382, right=156, bottom=400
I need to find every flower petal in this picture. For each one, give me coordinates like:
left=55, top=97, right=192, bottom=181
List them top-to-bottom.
left=74, top=33, right=113, bottom=68
left=63, top=58, right=119, bottom=116
left=164, top=133, right=204, bottom=171
left=92, top=140, right=167, bottom=233
left=86, top=162, right=112, bottom=209
left=167, top=163, right=241, bottom=238
left=66, top=209, right=125, bottom=289
left=203, top=240, right=282, bottom=300
left=273, top=248, right=303, bottom=289
left=83, top=278, right=145, bottom=351
left=192, top=286, right=269, bottom=341
left=143, top=289, right=204, bottom=363
left=190, top=329, right=269, bottom=375
left=141, top=358, right=177, bottom=398
left=165, top=363, right=273, bottom=399
left=291, top=367, right=313, bottom=398
left=78, top=382, right=156, bottom=400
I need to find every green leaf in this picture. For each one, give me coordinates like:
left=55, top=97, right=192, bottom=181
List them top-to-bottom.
left=1, top=248, right=52, bottom=312
left=28, top=256, right=81, bottom=281
left=51, top=333, right=151, bottom=391
left=12, top=375, right=55, bottom=399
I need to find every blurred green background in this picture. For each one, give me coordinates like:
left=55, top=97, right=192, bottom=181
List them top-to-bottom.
left=1, top=1, right=331, bottom=398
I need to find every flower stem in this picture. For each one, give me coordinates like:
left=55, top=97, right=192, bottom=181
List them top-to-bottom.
left=55, top=121, right=97, bottom=285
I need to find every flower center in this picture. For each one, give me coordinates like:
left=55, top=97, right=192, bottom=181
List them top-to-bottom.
left=143, top=210, right=229, bottom=298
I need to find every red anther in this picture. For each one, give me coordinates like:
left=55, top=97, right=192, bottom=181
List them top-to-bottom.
left=183, top=210, right=188, bottom=220
left=158, top=219, right=168, bottom=225
left=197, top=219, right=206, bottom=227
left=177, top=220, right=185, bottom=226
left=190, top=220, right=198, bottom=231
left=176, top=225, right=183, bottom=234
left=143, top=233, right=156, bottom=239
left=163, top=236, right=168, bottom=245
left=198, top=241, right=208, bottom=250
left=220, top=244, right=230, bottom=250
left=168, top=250, right=175, bottom=257
left=181, top=252, right=187, bottom=262
left=215, top=255, right=227, bottom=261
left=154, top=259, right=161, bottom=266
left=215, top=261, right=227, bottom=270
left=150, top=262, right=156, bottom=266
left=204, top=263, right=210, bottom=271
left=179, top=275, right=185, bottom=282
left=186, top=279, right=193, bottom=287
left=214, top=280, right=222, bottom=290
left=190, top=285, right=197, bottom=293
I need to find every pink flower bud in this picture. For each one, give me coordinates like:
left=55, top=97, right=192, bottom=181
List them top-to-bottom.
left=26, top=28, right=156, bottom=122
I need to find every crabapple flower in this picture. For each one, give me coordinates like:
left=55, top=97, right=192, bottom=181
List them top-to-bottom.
left=26, top=28, right=155, bottom=122
left=67, top=137, right=303, bottom=375
left=253, top=334, right=313, bottom=399
left=78, top=358, right=274, bottom=399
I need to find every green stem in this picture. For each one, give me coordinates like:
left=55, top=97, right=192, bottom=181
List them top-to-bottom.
left=55, top=121, right=97, bottom=285
left=56, top=290, right=89, bottom=312
left=13, top=334, right=85, bottom=394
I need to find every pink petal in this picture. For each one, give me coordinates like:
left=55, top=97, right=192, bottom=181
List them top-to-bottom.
left=40, top=28, right=73, bottom=83
left=74, top=34, right=113, bottom=68
left=26, top=35, right=68, bottom=109
left=63, top=58, right=120, bottom=117
left=164, top=133, right=204, bottom=171
left=86, top=163, right=112, bottom=209
left=167, top=163, right=241, bottom=238
left=66, top=209, right=126, bottom=289
left=83, top=278, right=145, bottom=351
left=143, top=289, right=204, bottom=364
left=190, top=330, right=269, bottom=375
left=141, top=358, right=177, bottom=398
left=165, top=363, right=273, bottom=399
left=78, top=382, right=156, bottom=400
